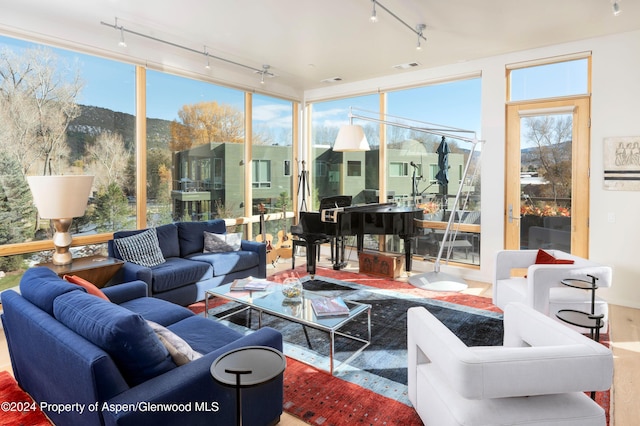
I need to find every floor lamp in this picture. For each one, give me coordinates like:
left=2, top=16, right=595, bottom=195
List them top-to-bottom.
left=336, top=108, right=483, bottom=291
left=27, top=175, right=94, bottom=266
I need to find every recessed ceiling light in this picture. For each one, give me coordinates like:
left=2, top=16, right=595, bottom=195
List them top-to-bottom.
left=321, top=77, right=343, bottom=83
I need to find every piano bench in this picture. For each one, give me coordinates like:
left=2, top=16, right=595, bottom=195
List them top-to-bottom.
left=291, top=238, right=321, bottom=269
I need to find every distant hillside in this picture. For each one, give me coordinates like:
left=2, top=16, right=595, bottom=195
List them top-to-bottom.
left=66, top=105, right=173, bottom=158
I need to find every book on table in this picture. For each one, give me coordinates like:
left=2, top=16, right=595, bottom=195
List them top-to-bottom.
left=230, top=277, right=272, bottom=291
left=311, top=296, right=350, bottom=317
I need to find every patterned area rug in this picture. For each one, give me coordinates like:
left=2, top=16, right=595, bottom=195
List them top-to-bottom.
left=196, top=266, right=508, bottom=425
left=264, top=266, right=610, bottom=426
left=0, top=371, right=51, bottom=425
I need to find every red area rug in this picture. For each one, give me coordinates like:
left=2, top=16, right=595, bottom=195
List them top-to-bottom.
left=0, top=371, right=51, bottom=425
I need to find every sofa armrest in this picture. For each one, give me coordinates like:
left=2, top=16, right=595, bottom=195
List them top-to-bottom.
left=241, top=239, right=267, bottom=278
left=111, top=262, right=153, bottom=295
left=102, top=280, right=149, bottom=304
left=102, top=327, right=283, bottom=426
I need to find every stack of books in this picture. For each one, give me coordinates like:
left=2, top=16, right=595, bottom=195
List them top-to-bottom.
left=230, top=277, right=272, bottom=291
left=310, top=296, right=350, bottom=317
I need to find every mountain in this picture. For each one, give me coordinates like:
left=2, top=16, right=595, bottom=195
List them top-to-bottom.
left=66, top=105, right=173, bottom=157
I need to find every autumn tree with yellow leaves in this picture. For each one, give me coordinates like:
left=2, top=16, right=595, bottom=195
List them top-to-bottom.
left=169, top=101, right=244, bottom=151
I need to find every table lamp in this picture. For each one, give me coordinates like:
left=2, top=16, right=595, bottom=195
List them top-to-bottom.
left=27, top=175, right=94, bottom=265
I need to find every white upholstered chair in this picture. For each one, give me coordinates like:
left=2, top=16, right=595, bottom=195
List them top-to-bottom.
left=493, top=249, right=612, bottom=333
left=407, top=302, right=613, bottom=426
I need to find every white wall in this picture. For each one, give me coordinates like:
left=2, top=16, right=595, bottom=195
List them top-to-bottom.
left=305, top=29, right=640, bottom=309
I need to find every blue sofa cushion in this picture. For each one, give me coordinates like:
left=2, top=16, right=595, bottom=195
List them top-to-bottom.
left=177, top=220, right=227, bottom=257
left=114, top=223, right=180, bottom=259
left=113, top=228, right=166, bottom=267
left=187, top=251, right=259, bottom=276
left=150, top=257, right=213, bottom=294
left=20, top=268, right=83, bottom=315
left=53, top=291, right=176, bottom=386
left=118, top=297, right=195, bottom=327
left=165, top=315, right=244, bottom=354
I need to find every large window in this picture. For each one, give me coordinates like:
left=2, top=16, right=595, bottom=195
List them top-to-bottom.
left=0, top=32, right=297, bottom=287
left=0, top=35, right=135, bottom=280
left=146, top=70, right=245, bottom=225
left=387, top=78, right=482, bottom=264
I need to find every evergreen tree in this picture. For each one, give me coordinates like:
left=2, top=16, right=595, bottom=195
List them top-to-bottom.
left=0, top=153, right=34, bottom=271
left=90, top=182, right=133, bottom=232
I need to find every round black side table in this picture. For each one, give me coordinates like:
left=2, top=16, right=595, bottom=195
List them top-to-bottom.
left=556, top=274, right=604, bottom=342
left=210, top=346, right=286, bottom=426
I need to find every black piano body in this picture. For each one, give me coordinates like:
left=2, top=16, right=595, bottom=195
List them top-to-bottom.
left=323, top=203, right=422, bottom=272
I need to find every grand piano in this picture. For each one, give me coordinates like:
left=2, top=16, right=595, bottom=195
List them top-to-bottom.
left=293, top=201, right=422, bottom=276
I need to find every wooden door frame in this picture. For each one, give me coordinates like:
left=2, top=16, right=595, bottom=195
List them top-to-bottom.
left=505, top=96, right=591, bottom=257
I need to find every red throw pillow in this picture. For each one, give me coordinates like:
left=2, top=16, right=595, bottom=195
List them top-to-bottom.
left=535, top=249, right=575, bottom=265
left=64, top=275, right=110, bottom=301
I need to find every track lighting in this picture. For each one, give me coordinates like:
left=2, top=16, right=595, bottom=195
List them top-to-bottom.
left=370, top=0, right=378, bottom=23
left=612, top=1, right=621, bottom=16
left=368, top=2, right=427, bottom=50
left=101, top=18, right=275, bottom=81
left=115, top=18, right=126, bottom=48
left=416, top=24, right=426, bottom=50
left=204, top=47, right=211, bottom=69
left=260, top=65, right=270, bottom=84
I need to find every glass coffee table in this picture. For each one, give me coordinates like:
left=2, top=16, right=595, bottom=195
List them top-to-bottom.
left=205, top=282, right=371, bottom=375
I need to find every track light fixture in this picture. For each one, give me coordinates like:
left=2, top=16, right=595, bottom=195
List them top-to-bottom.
left=370, top=0, right=378, bottom=23
left=612, top=0, right=621, bottom=16
left=367, top=1, right=427, bottom=49
left=101, top=18, right=275, bottom=82
left=115, top=18, right=127, bottom=48
left=416, top=24, right=426, bottom=50
left=204, top=47, right=211, bottom=69
left=260, top=65, right=270, bottom=84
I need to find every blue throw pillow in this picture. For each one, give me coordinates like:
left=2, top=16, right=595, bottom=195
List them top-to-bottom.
left=53, top=291, right=176, bottom=386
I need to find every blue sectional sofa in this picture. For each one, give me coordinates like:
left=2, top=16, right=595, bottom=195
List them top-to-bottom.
left=107, top=220, right=266, bottom=306
left=1, top=268, right=283, bottom=426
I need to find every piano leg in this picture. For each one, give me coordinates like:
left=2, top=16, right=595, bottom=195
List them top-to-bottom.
left=331, top=235, right=347, bottom=270
left=402, top=235, right=413, bottom=272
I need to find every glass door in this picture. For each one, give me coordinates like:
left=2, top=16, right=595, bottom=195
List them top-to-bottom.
left=505, top=97, right=590, bottom=256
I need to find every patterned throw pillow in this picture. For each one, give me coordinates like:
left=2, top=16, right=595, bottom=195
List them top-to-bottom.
left=114, top=228, right=166, bottom=267
left=203, top=231, right=242, bottom=253
left=146, top=320, right=202, bottom=366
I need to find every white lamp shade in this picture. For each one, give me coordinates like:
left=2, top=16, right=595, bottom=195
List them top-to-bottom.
left=333, top=124, right=370, bottom=152
left=27, top=175, right=94, bottom=219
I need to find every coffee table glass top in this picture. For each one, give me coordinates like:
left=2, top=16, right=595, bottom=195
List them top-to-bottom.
left=206, top=282, right=369, bottom=331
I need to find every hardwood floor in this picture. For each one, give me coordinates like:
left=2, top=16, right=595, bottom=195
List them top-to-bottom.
left=0, top=247, right=636, bottom=425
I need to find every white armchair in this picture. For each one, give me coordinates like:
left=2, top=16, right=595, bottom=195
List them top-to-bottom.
left=493, top=249, right=612, bottom=333
left=407, top=302, right=613, bottom=426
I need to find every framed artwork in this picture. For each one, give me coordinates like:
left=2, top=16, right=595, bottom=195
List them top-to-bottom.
left=603, top=136, right=640, bottom=190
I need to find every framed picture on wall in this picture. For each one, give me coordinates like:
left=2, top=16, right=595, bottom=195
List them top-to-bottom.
left=603, top=136, right=640, bottom=190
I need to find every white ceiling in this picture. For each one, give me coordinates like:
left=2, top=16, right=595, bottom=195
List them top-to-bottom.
left=1, top=0, right=639, bottom=98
